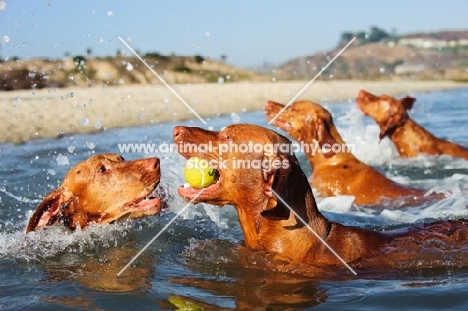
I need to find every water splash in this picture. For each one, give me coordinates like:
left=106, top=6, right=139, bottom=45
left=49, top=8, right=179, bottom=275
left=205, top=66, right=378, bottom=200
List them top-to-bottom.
left=331, top=104, right=398, bottom=165
left=55, top=154, right=69, bottom=166
left=0, top=186, right=41, bottom=205
left=0, top=221, right=133, bottom=262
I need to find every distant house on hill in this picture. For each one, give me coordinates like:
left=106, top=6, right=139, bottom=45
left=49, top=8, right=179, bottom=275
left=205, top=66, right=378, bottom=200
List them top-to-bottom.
left=398, top=30, right=468, bottom=48
left=394, top=64, right=425, bottom=75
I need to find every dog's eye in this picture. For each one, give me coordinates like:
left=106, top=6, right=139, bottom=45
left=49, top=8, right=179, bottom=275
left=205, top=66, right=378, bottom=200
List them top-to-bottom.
left=220, top=133, right=232, bottom=141
left=97, top=165, right=107, bottom=173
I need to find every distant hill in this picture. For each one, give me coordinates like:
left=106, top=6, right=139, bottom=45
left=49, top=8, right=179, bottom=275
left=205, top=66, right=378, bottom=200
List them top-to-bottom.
left=2, top=29, right=467, bottom=91
left=272, top=29, right=468, bottom=81
left=0, top=54, right=266, bottom=91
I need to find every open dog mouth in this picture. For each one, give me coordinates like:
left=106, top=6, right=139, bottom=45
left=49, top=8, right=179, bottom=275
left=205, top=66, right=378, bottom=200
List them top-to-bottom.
left=265, top=101, right=293, bottom=130
left=270, top=117, right=292, bottom=131
left=177, top=154, right=222, bottom=202
left=124, top=183, right=162, bottom=213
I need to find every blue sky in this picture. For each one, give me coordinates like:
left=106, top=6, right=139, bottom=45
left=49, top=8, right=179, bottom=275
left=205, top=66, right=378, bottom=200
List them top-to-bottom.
left=1, top=0, right=467, bottom=68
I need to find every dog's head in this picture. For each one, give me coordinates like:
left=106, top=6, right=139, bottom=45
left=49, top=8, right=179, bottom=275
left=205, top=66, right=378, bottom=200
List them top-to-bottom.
left=356, top=90, right=415, bottom=139
left=265, top=100, right=343, bottom=158
left=174, top=124, right=310, bottom=221
left=27, top=154, right=161, bottom=232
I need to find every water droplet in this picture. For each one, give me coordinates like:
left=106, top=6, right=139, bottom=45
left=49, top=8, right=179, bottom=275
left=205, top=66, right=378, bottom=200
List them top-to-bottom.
left=0, top=1, right=6, bottom=11
left=107, top=11, right=114, bottom=17
left=205, top=31, right=211, bottom=37
left=2, top=36, right=9, bottom=43
left=126, top=63, right=133, bottom=71
left=380, top=67, right=385, bottom=73
left=218, top=77, right=224, bottom=84
left=271, top=77, right=276, bottom=82
left=70, top=92, right=74, bottom=97
left=15, top=98, right=21, bottom=103
left=231, top=112, right=240, bottom=124
left=81, top=118, right=89, bottom=126
left=95, top=118, right=102, bottom=129
left=86, top=141, right=96, bottom=150
left=68, top=146, right=75, bottom=153
left=56, top=154, right=69, bottom=166
left=47, top=169, right=56, bottom=175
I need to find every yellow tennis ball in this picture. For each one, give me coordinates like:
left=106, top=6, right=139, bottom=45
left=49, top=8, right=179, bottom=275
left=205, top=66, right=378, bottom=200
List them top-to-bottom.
left=184, top=157, right=219, bottom=188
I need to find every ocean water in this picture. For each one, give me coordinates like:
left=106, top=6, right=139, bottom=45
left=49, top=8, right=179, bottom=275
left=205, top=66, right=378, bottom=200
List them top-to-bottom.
left=0, top=87, right=468, bottom=310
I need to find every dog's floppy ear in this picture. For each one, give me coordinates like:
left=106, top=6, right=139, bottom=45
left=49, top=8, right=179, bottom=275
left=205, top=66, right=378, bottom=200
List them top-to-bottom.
left=378, top=96, right=412, bottom=139
left=400, top=96, right=415, bottom=111
left=316, top=117, right=337, bottom=158
left=262, top=154, right=295, bottom=220
left=26, top=187, right=73, bottom=233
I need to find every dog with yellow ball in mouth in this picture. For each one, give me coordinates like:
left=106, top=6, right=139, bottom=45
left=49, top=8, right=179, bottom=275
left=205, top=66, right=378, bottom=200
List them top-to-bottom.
left=183, top=157, right=219, bottom=188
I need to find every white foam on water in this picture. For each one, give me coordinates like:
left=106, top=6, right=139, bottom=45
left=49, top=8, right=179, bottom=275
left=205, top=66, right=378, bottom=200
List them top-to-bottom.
left=331, top=104, right=399, bottom=165
left=332, top=104, right=468, bottom=169
left=318, top=173, right=468, bottom=228
left=426, top=173, right=468, bottom=197
left=0, top=221, right=135, bottom=262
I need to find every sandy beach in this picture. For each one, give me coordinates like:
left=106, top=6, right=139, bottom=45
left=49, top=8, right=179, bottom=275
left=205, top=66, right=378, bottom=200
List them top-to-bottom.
left=1, top=80, right=466, bottom=144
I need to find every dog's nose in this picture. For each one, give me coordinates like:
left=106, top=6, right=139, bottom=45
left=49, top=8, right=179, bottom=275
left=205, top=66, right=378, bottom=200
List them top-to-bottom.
left=173, top=126, right=186, bottom=140
left=144, top=157, right=160, bottom=171
left=153, top=158, right=160, bottom=170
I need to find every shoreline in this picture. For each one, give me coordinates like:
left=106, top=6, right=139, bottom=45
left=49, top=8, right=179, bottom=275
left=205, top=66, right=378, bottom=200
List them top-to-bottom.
left=1, top=80, right=467, bottom=144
